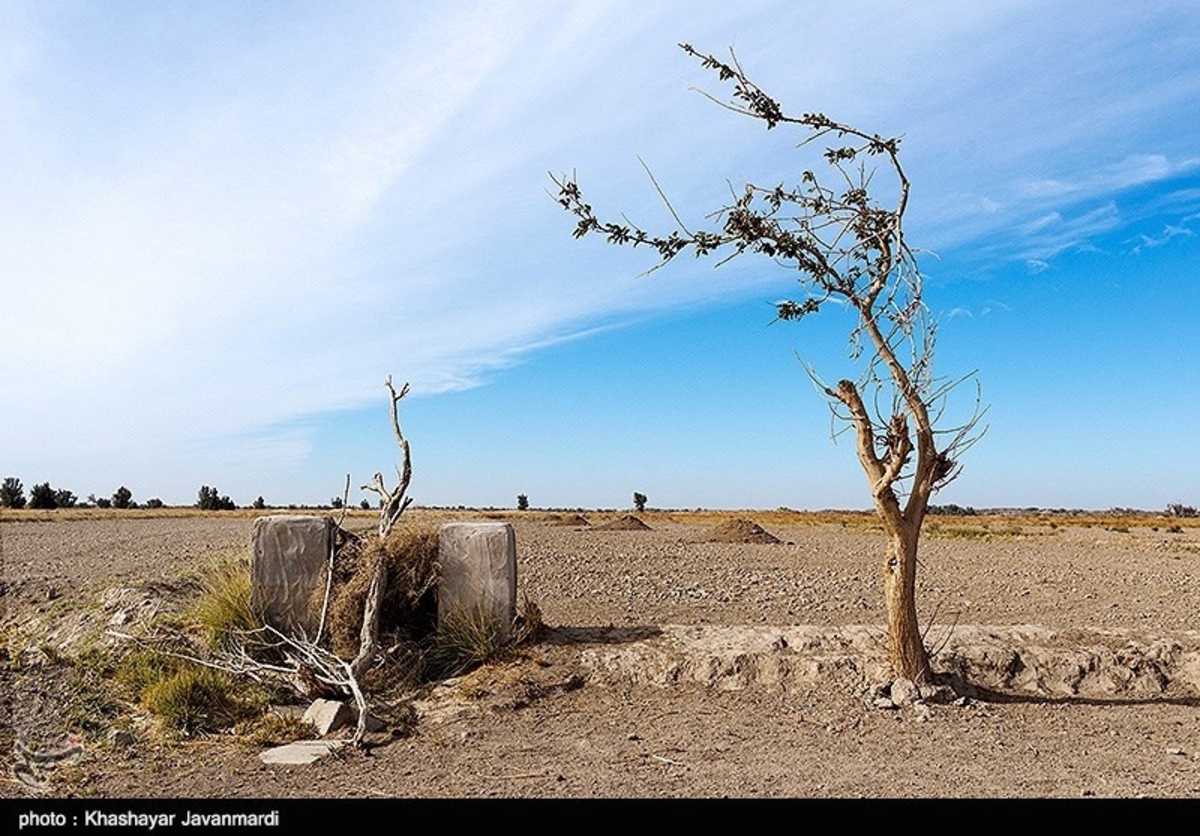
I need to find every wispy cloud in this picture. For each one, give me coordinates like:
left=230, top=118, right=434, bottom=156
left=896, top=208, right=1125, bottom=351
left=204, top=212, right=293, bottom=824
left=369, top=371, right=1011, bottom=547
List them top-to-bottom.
left=1018, top=155, right=1198, bottom=202
left=1129, top=223, right=1197, bottom=255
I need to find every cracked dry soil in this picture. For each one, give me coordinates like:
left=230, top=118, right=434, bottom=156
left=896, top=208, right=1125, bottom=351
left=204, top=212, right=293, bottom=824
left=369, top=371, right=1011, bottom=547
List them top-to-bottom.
left=2, top=510, right=1200, bottom=799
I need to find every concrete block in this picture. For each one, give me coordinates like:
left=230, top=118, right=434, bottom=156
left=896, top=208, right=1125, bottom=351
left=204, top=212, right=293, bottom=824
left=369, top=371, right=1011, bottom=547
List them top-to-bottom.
left=251, top=515, right=333, bottom=639
left=437, top=522, right=517, bottom=642
left=303, top=699, right=352, bottom=735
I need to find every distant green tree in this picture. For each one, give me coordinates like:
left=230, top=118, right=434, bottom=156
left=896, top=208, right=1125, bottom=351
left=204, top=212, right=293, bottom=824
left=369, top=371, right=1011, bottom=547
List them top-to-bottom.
left=1, top=477, right=26, bottom=509
left=29, top=482, right=57, bottom=509
left=196, top=485, right=236, bottom=511
left=112, top=486, right=133, bottom=509
left=54, top=488, right=77, bottom=508
left=633, top=492, right=648, bottom=513
left=517, top=494, right=529, bottom=511
left=252, top=496, right=267, bottom=510
left=330, top=496, right=344, bottom=509
left=94, top=497, right=112, bottom=509
left=144, top=498, right=165, bottom=509
left=359, top=498, right=371, bottom=510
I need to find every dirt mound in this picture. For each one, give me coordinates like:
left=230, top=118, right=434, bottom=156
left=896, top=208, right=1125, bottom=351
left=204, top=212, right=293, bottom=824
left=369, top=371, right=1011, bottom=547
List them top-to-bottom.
left=548, top=514, right=589, bottom=527
left=592, top=514, right=652, bottom=531
left=697, top=517, right=782, bottom=544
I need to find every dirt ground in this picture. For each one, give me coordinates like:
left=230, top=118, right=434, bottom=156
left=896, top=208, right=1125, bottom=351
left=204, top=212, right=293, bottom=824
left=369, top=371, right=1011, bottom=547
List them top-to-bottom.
left=2, top=509, right=1200, bottom=800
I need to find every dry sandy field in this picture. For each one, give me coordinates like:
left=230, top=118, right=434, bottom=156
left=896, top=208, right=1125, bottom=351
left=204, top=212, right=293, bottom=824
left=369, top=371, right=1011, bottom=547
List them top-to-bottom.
left=2, top=508, right=1200, bottom=802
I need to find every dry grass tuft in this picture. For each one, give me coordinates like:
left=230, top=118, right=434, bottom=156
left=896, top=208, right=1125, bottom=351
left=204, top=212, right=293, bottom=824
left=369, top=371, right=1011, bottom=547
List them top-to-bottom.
left=188, top=552, right=262, bottom=651
left=422, top=605, right=506, bottom=681
left=140, top=663, right=244, bottom=737
left=235, top=711, right=318, bottom=747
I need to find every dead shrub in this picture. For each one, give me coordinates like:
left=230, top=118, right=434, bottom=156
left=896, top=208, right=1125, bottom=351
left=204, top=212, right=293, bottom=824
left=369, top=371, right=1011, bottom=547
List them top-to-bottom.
left=321, top=523, right=440, bottom=661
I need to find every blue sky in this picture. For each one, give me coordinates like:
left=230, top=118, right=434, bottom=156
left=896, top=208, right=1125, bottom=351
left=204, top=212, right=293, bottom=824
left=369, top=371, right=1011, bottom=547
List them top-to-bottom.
left=2, top=1, right=1198, bottom=511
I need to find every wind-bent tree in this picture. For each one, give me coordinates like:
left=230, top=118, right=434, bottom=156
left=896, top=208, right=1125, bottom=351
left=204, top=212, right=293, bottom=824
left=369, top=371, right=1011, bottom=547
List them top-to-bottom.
left=553, top=44, right=983, bottom=683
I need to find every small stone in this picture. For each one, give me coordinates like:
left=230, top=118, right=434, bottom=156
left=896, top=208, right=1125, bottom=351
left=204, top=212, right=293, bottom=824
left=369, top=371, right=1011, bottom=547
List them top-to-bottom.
left=889, top=678, right=922, bottom=706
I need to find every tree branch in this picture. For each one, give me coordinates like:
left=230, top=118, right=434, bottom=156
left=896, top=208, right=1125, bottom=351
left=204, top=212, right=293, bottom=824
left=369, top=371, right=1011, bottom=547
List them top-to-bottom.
left=361, top=376, right=414, bottom=540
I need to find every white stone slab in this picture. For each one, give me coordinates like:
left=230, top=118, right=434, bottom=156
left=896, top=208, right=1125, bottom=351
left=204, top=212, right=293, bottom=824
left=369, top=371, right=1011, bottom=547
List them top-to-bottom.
left=250, top=515, right=333, bottom=639
left=437, top=522, right=517, bottom=642
left=259, top=740, right=347, bottom=766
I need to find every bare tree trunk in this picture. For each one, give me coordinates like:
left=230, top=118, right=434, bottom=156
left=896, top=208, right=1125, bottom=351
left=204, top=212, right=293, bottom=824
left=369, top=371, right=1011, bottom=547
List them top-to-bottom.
left=882, top=523, right=930, bottom=682
left=350, top=557, right=386, bottom=682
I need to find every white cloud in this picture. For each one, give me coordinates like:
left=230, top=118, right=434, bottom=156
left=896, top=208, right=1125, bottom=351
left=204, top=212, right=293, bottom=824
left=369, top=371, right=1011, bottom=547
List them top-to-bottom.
left=1021, top=180, right=1075, bottom=199
left=1021, top=213, right=1063, bottom=234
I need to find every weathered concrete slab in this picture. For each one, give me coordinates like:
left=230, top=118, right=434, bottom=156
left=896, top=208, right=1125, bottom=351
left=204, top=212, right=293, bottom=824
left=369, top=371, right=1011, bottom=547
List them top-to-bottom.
left=250, top=515, right=333, bottom=639
left=437, top=522, right=517, bottom=642
left=259, top=740, right=347, bottom=766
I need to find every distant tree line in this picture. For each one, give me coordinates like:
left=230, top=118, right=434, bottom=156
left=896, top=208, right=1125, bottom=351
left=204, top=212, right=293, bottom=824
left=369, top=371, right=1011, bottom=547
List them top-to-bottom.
left=5, top=472, right=1190, bottom=518
left=0, top=476, right=225, bottom=511
left=0, top=477, right=161, bottom=510
left=927, top=504, right=980, bottom=516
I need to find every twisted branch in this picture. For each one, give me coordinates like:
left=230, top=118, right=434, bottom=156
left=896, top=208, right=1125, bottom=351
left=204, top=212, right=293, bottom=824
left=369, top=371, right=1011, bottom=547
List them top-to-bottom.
left=361, top=376, right=414, bottom=540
